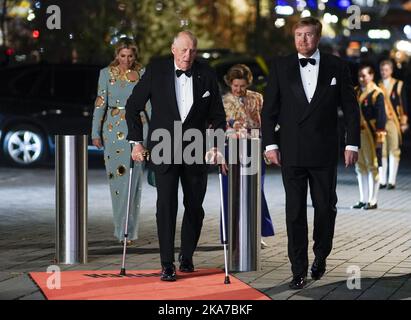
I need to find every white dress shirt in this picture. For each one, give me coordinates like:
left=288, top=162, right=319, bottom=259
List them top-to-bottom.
left=265, top=49, right=358, bottom=153
left=299, top=49, right=320, bottom=103
left=174, top=62, right=194, bottom=123
left=129, top=63, right=194, bottom=146
left=383, top=78, right=390, bottom=90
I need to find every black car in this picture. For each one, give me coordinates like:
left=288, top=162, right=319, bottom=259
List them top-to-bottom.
left=152, top=50, right=270, bottom=94
left=204, top=53, right=269, bottom=94
left=0, top=63, right=103, bottom=167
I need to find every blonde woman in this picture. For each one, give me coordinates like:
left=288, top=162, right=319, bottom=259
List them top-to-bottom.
left=91, top=39, right=149, bottom=244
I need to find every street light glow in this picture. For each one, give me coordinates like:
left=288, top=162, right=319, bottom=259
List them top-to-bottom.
left=232, top=0, right=249, bottom=15
left=297, top=0, right=307, bottom=12
left=337, top=0, right=351, bottom=8
left=275, top=5, right=294, bottom=16
left=301, top=10, right=311, bottom=18
left=27, top=13, right=36, bottom=21
left=324, top=13, right=338, bottom=24
left=361, top=14, right=371, bottom=22
left=275, top=18, right=286, bottom=28
left=404, top=25, right=411, bottom=39
left=368, top=29, right=391, bottom=39
left=396, top=40, right=411, bottom=55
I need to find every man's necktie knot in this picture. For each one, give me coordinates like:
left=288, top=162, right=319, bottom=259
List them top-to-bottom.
left=299, top=58, right=316, bottom=67
left=176, top=69, right=192, bottom=77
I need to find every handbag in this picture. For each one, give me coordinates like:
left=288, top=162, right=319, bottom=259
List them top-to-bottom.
left=147, top=168, right=156, bottom=187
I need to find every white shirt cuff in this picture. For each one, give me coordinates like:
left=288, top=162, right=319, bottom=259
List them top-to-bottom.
left=129, top=140, right=143, bottom=145
left=265, top=144, right=279, bottom=152
left=345, top=145, right=358, bottom=152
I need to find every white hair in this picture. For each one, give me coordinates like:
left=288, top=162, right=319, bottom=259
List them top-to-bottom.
left=172, top=30, right=197, bottom=47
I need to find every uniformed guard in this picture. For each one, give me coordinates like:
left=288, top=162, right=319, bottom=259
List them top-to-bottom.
left=378, top=59, right=409, bottom=189
left=352, top=65, right=387, bottom=210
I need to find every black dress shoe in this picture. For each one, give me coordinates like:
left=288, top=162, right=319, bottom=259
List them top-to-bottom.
left=380, top=184, right=387, bottom=189
left=387, top=184, right=395, bottom=190
left=351, top=201, right=366, bottom=209
left=363, top=203, right=377, bottom=210
left=178, top=255, right=194, bottom=273
left=311, top=258, right=326, bottom=280
left=160, top=265, right=176, bottom=281
left=288, top=275, right=307, bottom=290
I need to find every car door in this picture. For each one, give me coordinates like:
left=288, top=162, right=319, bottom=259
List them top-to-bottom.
left=0, top=65, right=46, bottom=117
left=41, top=65, right=97, bottom=137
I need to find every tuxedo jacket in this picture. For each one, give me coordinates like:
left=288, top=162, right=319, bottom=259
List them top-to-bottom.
left=261, top=52, right=360, bottom=167
left=125, top=58, right=226, bottom=173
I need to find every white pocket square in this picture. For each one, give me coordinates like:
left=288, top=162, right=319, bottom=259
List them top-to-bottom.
left=330, top=77, right=337, bottom=86
left=202, top=91, right=210, bottom=98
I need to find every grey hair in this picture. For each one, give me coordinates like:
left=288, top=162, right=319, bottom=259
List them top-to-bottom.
left=172, top=30, right=197, bottom=47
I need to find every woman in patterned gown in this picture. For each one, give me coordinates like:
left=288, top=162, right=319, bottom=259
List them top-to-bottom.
left=91, top=40, right=149, bottom=244
left=221, top=64, right=275, bottom=248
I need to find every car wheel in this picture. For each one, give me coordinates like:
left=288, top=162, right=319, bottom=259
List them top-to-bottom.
left=2, top=125, right=47, bottom=167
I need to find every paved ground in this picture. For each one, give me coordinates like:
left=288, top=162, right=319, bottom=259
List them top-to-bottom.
left=0, top=141, right=410, bottom=300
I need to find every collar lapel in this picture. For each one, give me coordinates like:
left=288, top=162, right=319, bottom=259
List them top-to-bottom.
left=288, top=54, right=309, bottom=111
left=166, top=59, right=181, bottom=121
left=192, top=63, right=201, bottom=105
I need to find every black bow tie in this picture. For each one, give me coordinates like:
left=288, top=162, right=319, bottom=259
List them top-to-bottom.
left=299, top=58, right=316, bottom=67
left=176, top=69, right=192, bottom=78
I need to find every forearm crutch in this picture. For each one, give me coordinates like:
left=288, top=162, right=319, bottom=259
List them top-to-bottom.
left=120, top=145, right=135, bottom=276
left=218, top=164, right=231, bottom=284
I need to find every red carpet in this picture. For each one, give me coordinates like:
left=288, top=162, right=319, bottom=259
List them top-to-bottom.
left=29, top=268, right=270, bottom=300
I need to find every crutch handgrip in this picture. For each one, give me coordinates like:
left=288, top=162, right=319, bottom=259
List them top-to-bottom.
left=129, top=144, right=135, bottom=168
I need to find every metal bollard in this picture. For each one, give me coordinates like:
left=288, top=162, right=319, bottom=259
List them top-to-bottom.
left=55, top=135, right=88, bottom=264
left=228, top=136, right=261, bottom=272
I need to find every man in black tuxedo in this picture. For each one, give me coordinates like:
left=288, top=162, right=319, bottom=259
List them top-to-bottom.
left=261, top=17, right=360, bottom=289
left=125, top=31, right=226, bottom=281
